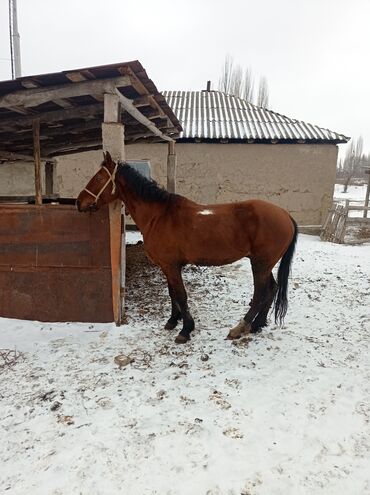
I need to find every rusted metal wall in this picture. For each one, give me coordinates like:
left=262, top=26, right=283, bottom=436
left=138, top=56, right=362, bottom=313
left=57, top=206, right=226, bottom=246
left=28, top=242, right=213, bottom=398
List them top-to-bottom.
left=0, top=204, right=113, bottom=322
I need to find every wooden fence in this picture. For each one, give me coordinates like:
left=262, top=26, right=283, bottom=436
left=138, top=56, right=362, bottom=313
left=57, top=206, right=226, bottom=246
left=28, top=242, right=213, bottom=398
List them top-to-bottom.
left=321, top=200, right=370, bottom=244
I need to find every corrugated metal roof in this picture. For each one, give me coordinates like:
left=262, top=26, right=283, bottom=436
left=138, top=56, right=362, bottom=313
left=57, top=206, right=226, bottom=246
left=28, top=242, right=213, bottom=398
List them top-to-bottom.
left=163, top=91, right=349, bottom=144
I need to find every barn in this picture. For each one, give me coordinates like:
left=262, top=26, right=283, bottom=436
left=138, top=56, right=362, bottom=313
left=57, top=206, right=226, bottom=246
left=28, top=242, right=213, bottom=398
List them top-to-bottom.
left=52, top=88, right=349, bottom=227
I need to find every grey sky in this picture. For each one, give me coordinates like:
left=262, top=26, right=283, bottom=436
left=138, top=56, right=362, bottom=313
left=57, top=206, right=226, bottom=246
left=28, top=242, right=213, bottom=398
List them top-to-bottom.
left=1, top=0, right=369, bottom=157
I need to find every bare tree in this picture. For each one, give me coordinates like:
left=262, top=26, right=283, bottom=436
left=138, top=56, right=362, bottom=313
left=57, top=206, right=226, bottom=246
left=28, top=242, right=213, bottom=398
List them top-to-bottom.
left=219, top=55, right=234, bottom=94
left=218, top=56, right=267, bottom=105
left=230, top=64, right=244, bottom=99
left=243, top=67, right=254, bottom=102
left=257, top=76, right=269, bottom=107
left=342, top=136, right=363, bottom=192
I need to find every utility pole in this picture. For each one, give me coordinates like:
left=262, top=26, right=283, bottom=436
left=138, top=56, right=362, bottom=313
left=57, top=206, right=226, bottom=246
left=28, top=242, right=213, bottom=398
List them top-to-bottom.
left=9, top=0, right=22, bottom=79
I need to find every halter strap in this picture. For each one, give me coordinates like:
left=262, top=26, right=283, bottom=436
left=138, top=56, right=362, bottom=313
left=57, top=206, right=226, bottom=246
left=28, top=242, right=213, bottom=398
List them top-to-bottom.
left=84, top=162, right=119, bottom=203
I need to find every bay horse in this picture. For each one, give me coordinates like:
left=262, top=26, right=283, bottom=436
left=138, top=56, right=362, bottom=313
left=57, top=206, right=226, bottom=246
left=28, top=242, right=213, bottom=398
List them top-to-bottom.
left=77, top=152, right=297, bottom=344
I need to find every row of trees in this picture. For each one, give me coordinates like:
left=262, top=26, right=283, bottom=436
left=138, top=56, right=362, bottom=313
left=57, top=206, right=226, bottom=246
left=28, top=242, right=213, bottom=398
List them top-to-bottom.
left=218, top=55, right=269, bottom=107
left=337, top=136, right=370, bottom=190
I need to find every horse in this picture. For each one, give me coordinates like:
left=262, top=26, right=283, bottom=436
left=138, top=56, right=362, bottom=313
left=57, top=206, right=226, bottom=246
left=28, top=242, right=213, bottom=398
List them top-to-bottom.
left=77, top=152, right=298, bottom=344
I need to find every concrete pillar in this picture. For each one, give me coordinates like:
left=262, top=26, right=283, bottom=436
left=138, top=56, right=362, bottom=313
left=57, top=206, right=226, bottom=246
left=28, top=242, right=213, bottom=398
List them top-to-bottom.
left=103, top=92, right=125, bottom=325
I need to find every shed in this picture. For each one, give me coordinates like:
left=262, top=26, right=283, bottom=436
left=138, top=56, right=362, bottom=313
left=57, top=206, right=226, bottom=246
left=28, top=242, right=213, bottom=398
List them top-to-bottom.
left=0, top=61, right=181, bottom=324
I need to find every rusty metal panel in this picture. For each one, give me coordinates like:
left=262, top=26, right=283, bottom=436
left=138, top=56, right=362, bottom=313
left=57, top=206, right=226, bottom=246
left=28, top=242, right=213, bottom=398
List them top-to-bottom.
left=0, top=203, right=114, bottom=322
left=0, top=204, right=110, bottom=267
left=0, top=266, right=113, bottom=322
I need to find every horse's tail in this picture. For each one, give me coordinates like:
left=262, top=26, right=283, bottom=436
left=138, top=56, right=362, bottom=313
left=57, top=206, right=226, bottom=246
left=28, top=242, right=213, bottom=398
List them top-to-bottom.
left=274, top=216, right=298, bottom=325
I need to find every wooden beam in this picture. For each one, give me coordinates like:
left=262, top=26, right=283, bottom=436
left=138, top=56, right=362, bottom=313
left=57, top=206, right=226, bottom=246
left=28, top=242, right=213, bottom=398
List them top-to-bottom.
left=119, top=67, right=172, bottom=122
left=65, top=71, right=104, bottom=102
left=0, top=75, right=130, bottom=108
left=21, top=79, right=73, bottom=109
left=114, top=89, right=173, bottom=143
left=133, top=95, right=154, bottom=107
left=0, top=104, right=103, bottom=132
left=32, top=119, right=42, bottom=205
left=43, top=139, right=102, bottom=157
left=0, top=151, right=47, bottom=162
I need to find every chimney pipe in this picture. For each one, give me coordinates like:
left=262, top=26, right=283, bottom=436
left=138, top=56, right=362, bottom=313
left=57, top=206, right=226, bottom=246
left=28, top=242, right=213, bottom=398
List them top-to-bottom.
left=206, top=80, right=211, bottom=92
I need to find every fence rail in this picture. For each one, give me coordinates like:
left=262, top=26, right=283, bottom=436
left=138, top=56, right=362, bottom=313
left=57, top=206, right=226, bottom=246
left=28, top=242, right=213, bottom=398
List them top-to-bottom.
left=321, top=199, right=370, bottom=244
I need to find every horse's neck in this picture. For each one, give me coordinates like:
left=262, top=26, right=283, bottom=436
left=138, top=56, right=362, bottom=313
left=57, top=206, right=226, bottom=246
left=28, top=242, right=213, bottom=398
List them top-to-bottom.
left=117, top=183, right=161, bottom=235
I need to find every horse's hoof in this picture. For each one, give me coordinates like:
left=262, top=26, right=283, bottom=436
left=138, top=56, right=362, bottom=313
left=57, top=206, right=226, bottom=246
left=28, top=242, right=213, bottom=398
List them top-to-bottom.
left=165, top=319, right=178, bottom=330
left=226, top=320, right=251, bottom=340
left=250, top=326, right=263, bottom=334
left=175, top=334, right=190, bottom=344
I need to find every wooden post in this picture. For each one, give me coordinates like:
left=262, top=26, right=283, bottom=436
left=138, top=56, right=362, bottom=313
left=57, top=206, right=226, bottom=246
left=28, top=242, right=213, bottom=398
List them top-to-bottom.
left=102, top=92, right=125, bottom=325
left=32, top=119, right=42, bottom=205
left=167, top=140, right=177, bottom=193
left=363, top=169, right=370, bottom=219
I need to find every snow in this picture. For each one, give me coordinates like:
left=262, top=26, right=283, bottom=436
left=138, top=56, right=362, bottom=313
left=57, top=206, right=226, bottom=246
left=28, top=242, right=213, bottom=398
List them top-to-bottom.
left=334, top=184, right=367, bottom=204
left=1, top=234, right=370, bottom=495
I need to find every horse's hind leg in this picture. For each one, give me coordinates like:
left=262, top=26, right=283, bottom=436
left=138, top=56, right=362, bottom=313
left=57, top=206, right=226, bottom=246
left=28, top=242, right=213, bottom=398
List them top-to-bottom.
left=227, top=260, right=271, bottom=339
left=162, top=265, right=194, bottom=344
left=251, top=273, right=277, bottom=333
left=164, top=285, right=182, bottom=330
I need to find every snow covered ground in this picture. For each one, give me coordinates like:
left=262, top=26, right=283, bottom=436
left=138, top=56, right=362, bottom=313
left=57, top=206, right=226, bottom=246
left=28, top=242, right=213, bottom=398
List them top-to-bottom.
left=334, top=184, right=367, bottom=204
left=334, top=184, right=368, bottom=220
left=1, top=234, right=370, bottom=495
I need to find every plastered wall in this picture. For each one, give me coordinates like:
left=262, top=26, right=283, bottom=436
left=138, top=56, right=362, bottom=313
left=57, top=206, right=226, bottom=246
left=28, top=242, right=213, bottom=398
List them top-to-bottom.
left=1, top=142, right=338, bottom=225
left=0, top=161, right=45, bottom=196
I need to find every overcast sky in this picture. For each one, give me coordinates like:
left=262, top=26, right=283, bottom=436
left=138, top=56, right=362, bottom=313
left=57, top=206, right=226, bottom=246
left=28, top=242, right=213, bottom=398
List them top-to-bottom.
left=1, top=0, right=369, bottom=157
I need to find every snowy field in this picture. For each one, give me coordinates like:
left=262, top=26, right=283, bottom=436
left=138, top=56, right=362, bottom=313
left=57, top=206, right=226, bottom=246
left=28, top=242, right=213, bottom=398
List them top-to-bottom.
left=334, top=183, right=367, bottom=203
left=333, top=184, right=368, bottom=220
left=1, top=233, right=370, bottom=495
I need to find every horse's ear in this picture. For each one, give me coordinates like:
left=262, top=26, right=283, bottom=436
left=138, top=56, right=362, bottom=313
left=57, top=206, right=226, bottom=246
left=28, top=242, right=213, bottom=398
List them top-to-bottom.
left=103, top=151, right=107, bottom=160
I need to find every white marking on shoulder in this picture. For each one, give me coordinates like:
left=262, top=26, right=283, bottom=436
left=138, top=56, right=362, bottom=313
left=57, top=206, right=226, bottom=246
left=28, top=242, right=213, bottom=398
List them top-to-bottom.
left=197, top=209, right=214, bottom=216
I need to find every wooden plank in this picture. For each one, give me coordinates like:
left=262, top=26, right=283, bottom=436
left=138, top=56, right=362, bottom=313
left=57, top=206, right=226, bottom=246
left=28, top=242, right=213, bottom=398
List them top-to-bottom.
left=0, top=75, right=131, bottom=108
left=21, top=78, right=74, bottom=109
left=115, top=88, right=173, bottom=143
left=0, top=104, right=103, bottom=132
left=32, top=119, right=42, bottom=205
left=43, top=139, right=102, bottom=157
left=0, top=151, right=45, bottom=161
left=109, top=200, right=122, bottom=324
left=347, top=205, right=370, bottom=211
left=120, top=211, right=126, bottom=322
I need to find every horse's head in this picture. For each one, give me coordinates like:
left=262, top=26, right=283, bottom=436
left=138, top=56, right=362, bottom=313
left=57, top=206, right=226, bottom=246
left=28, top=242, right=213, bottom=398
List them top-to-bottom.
left=76, top=151, right=120, bottom=212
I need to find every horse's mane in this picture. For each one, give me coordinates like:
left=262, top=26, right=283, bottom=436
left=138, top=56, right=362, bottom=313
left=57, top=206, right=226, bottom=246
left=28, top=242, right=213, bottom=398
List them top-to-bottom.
left=117, top=162, right=177, bottom=203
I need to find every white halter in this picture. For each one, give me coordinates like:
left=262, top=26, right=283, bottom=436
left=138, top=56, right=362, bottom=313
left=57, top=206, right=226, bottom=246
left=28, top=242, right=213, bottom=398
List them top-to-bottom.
left=84, top=162, right=119, bottom=203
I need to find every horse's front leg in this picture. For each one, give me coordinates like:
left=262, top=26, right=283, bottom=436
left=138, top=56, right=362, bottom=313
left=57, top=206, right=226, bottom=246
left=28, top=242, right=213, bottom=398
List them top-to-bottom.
left=162, top=265, right=194, bottom=344
left=164, top=284, right=182, bottom=330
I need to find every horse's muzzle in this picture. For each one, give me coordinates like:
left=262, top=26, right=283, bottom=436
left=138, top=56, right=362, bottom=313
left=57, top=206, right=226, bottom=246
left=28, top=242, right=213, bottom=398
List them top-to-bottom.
left=76, top=199, right=98, bottom=213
